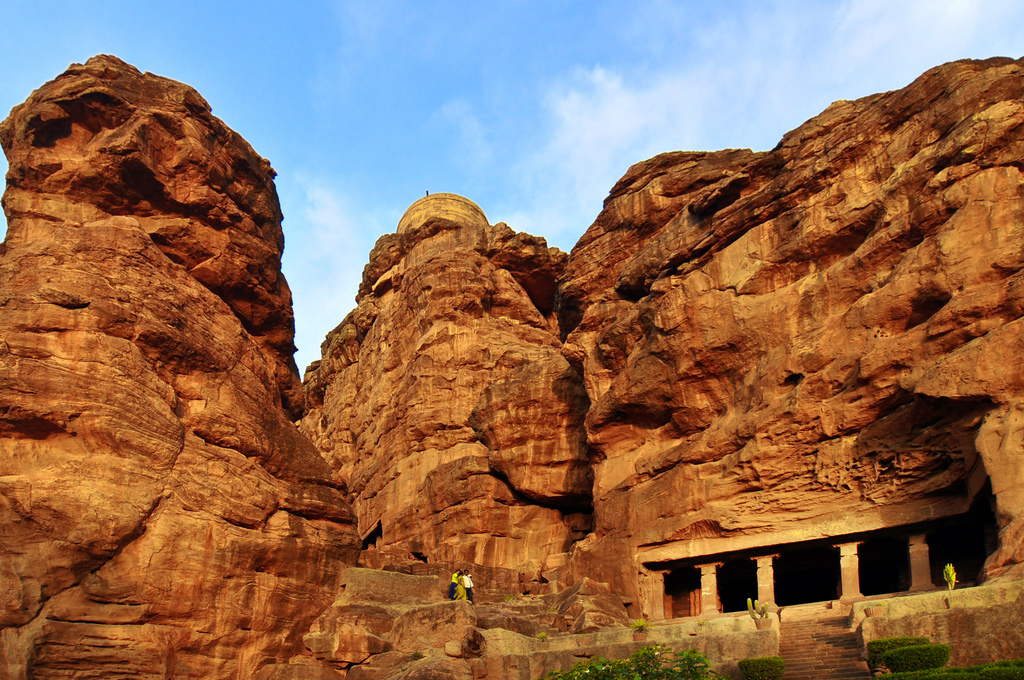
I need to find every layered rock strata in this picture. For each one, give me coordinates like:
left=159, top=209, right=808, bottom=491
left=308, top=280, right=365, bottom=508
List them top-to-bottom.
left=3, top=52, right=1024, bottom=679
left=0, top=56, right=360, bottom=679
left=305, top=57, right=1024, bottom=612
left=556, top=57, right=1024, bottom=600
left=301, top=193, right=592, bottom=570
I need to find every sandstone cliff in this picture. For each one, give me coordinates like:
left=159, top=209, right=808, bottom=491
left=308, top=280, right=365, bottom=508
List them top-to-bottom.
left=3, top=53, right=1024, bottom=680
left=0, top=56, right=360, bottom=679
left=557, top=56, right=1024, bottom=598
left=304, top=57, right=1024, bottom=613
left=301, top=193, right=591, bottom=574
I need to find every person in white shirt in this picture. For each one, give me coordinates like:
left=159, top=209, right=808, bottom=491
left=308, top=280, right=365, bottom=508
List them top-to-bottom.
left=462, top=572, right=474, bottom=603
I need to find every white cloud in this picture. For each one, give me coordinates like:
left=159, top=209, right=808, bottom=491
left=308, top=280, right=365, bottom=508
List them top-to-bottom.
left=497, top=0, right=1024, bottom=251
left=501, top=64, right=709, bottom=249
left=438, top=98, right=493, bottom=170
left=281, top=178, right=382, bottom=373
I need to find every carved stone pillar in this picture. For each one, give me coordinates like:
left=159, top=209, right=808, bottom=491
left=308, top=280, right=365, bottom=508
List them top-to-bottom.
left=908, top=534, right=934, bottom=592
left=837, top=542, right=863, bottom=601
left=756, top=555, right=778, bottom=606
left=699, top=563, right=722, bottom=614
left=645, top=570, right=667, bottom=621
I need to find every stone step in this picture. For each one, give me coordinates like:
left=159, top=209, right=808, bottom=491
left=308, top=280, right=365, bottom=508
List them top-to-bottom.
left=779, top=610, right=871, bottom=680
left=784, top=657, right=866, bottom=665
left=785, top=660, right=867, bottom=667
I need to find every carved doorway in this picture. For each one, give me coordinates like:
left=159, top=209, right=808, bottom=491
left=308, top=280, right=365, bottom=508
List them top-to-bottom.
left=860, top=536, right=908, bottom=596
left=774, top=546, right=840, bottom=605
left=718, top=558, right=758, bottom=612
left=664, top=567, right=702, bottom=618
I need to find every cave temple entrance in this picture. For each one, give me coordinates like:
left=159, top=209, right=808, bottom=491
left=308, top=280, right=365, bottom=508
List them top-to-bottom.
left=647, top=500, right=999, bottom=620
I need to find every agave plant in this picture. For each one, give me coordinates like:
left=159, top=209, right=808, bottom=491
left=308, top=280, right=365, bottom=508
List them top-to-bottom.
left=943, top=563, right=957, bottom=607
left=943, top=563, right=957, bottom=591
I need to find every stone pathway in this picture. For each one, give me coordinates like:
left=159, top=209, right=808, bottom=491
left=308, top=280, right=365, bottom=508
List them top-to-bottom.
left=779, top=603, right=872, bottom=680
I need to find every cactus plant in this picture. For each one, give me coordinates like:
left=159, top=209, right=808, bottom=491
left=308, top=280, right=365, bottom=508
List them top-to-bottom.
left=747, top=598, right=769, bottom=620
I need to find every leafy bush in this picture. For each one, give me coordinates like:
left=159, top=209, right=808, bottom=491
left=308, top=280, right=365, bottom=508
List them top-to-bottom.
left=868, top=636, right=931, bottom=667
left=882, top=644, right=951, bottom=673
left=543, top=645, right=721, bottom=680
left=737, top=656, right=786, bottom=680
left=884, top=659, right=1024, bottom=680
left=887, top=668, right=1024, bottom=680
left=977, top=669, right=1024, bottom=679
left=886, top=670, right=964, bottom=679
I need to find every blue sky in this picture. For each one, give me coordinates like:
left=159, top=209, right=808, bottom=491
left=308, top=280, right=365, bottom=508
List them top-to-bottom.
left=3, top=1, right=1023, bottom=373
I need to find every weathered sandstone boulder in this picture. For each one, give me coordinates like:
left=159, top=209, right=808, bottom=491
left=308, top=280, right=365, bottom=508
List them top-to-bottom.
left=0, top=56, right=360, bottom=679
left=301, top=193, right=591, bottom=569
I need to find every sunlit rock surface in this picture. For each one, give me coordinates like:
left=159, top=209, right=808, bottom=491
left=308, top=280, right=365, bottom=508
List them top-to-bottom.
left=2, top=53, right=1024, bottom=680
left=0, top=55, right=360, bottom=679
left=556, top=57, right=1024, bottom=597
left=305, top=58, right=1024, bottom=611
left=301, top=192, right=591, bottom=572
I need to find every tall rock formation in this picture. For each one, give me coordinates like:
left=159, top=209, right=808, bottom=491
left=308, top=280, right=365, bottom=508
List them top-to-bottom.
left=2, top=52, right=1023, bottom=680
left=0, top=56, right=360, bottom=679
left=304, top=57, right=1024, bottom=616
left=301, top=193, right=591, bottom=573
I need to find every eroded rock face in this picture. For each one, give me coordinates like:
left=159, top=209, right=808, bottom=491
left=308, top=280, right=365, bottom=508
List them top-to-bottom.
left=5, top=52, right=1023, bottom=679
left=0, top=56, right=360, bottom=679
left=303, top=57, right=1024, bottom=616
left=557, top=57, right=1024, bottom=598
left=301, top=194, right=591, bottom=570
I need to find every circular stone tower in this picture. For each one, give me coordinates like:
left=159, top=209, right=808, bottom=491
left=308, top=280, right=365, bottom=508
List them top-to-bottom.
left=396, top=193, right=489, bottom=234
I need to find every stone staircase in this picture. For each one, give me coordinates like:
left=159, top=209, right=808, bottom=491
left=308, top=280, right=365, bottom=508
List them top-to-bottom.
left=779, top=603, right=872, bottom=680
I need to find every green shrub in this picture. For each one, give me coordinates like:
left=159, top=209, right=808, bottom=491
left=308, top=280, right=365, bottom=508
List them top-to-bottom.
left=630, top=618, right=650, bottom=631
left=868, top=636, right=931, bottom=667
left=882, top=644, right=952, bottom=673
left=543, top=645, right=721, bottom=680
left=737, top=656, right=785, bottom=680
left=884, top=660, right=1024, bottom=680
left=978, top=669, right=1024, bottom=680
left=886, top=670, right=966, bottom=679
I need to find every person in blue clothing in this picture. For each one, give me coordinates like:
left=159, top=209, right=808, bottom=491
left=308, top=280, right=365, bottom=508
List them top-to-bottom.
left=449, top=570, right=462, bottom=600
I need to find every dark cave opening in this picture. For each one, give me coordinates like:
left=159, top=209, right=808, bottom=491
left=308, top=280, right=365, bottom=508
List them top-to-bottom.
left=928, top=489, right=999, bottom=587
left=361, top=520, right=383, bottom=551
left=860, top=535, right=909, bottom=596
left=774, top=546, right=840, bottom=605
left=718, top=558, right=758, bottom=613
left=664, top=566, right=702, bottom=618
